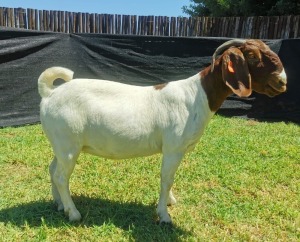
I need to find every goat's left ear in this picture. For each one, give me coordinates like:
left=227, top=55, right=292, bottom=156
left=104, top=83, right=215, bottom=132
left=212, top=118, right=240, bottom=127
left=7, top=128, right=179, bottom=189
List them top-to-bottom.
left=222, top=48, right=252, bottom=97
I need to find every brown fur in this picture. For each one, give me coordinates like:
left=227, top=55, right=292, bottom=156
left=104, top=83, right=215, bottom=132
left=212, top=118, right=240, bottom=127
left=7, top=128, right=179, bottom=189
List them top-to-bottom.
left=154, top=83, right=168, bottom=90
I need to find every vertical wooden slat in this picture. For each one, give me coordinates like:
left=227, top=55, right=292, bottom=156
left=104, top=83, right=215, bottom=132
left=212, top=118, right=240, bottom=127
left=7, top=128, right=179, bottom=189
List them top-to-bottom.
left=0, top=7, right=3, bottom=27
left=3, top=7, right=7, bottom=27
left=4, top=7, right=7, bottom=27
left=8, top=8, right=13, bottom=27
left=13, top=8, right=20, bottom=28
left=14, top=8, right=19, bottom=28
left=18, top=8, right=23, bottom=29
left=27, top=8, right=31, bottom=29
left=32, top=9, right=36, bottom=30
left=34, top=9, right=38, bottom=30
left=38, top=10, right=43, bottom=31
left=43, top=10, right=47, bottom=31
left=47, top=10, right=51, bottom=31
left=49, top=10, right=53, bottom=31
left=55, top=11, right=59, bottom=32
left=57, top=11, right=61, bottom=32
left=62, top=11, right=66, bottom=33
left=65, top=11, right=69, bottom=33
left=68, top=12, right=73, bottom=33
left=72, top=12, right=76, bottom=33
left=74, top=12, right=77, bottom=33
left=76, top=12, right=80, bottom=33
left=82, top=12, right=85, bottom=33
left=86, top=13, right=89, bottom=33
left=87, top=13, right=91, bottom=33
left=90, top=13, right=95, bottom=33
left=95, top=13, right=99, bottom=33
left=99, top=14, right=102, bottom=33
left=103, top=14, right=107, bottom=34
left=104, top=14, right=108, bottom=34
left=106, top=14, right=110, bottom=34
left=109, top=14, right=113, bottom=34
left=115, top=14, right=120, bottom=34
left=118, top=14, right=122, bottom=34
left=121, top=15, right=125, bottom=34
left=131, top=15, right=136, bottom=35
left=278, top=15, right=284, bottom=38
left=283, top=15, right=290, bottom=39
left=293, top=15, right=299, bottom=38
left=138, top=16, right=142, bottom=35
left=143, top=16, right=148, bottom=35
left=146, top=16, right=153, bottom=35
left=156, top=16, right=160, bottom=36
left=165, top=16, right=170, bottom=36
left=170, top=16, right=175, bottom=36
left=259, top=16, right=265, bottom=39
left=264, top=16, right=270, bottom=39
left=268, top=16, right=275, bottom=39
left=273, top=16, right=279, bottom=39
left=277, top=16, right=283, bottom=39
left=177, top=17, right=181, bottom=36
left=188, top=17, right=193, bottom=36
left=196, top=17, right=201, bottom=36
left=201, top=17, right=206, bottom=36
left=202, top=17, right=207, bottom=36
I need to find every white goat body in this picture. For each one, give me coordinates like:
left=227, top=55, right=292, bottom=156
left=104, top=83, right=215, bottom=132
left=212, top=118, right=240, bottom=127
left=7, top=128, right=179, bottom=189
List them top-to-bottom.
left=39, top=67, right=213, bottom=223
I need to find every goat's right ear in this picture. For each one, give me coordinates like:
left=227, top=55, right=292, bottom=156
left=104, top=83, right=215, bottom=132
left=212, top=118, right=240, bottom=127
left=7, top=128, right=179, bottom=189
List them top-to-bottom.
left=222, top=48, right=252, bottom=97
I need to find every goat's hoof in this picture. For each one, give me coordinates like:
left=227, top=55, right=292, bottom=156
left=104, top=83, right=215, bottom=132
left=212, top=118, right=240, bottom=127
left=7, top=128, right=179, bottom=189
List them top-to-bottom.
left=167, top=197, right=177, bottom=206
left=57, top=203, right=64, bottom=211
left=64, top=209, right=82, bottom=222
left=68, top=210, right=82, bottom=222
left=158, top=213, right=172, bottom=225
left=158, top=219, right=173, bottom=227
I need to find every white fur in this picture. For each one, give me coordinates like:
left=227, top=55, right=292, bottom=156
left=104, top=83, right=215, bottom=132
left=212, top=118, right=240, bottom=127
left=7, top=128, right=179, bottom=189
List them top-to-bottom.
left=38, top=66, right=213, bottom=223
left=279, top=69, right=287, bottom=84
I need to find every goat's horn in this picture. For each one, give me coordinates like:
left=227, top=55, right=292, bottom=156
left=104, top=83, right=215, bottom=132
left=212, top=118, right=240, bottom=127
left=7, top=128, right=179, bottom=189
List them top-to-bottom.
left=211, top=39, right=246, bottom=72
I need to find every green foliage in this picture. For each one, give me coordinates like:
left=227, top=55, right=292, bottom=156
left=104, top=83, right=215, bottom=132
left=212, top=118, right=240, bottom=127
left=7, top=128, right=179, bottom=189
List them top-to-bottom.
left=182, top=0, right=300, bottom=17
left=0, top=116, right=299, bottom=241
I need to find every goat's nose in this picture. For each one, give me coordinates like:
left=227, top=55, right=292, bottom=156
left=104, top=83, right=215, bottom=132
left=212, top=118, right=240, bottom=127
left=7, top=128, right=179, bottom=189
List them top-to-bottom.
left=278, top=69, right=287, bottom=85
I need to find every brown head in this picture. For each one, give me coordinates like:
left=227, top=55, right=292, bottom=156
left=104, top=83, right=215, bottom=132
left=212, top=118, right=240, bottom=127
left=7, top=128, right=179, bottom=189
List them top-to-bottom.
left=210, top=39, right=287, bottom=98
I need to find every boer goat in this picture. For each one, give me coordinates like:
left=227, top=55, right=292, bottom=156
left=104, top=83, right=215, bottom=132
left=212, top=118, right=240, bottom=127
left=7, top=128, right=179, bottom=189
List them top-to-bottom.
left=38, top=39, right=287, bottom=224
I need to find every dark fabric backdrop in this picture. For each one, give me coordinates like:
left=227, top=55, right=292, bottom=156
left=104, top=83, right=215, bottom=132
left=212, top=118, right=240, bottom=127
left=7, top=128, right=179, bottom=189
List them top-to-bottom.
left=0, top=27, right=299, bottom=127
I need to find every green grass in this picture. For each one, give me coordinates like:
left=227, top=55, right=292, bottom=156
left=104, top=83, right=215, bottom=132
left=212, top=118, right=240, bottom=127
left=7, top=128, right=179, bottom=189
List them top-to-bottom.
left=0, top=115, right=299, bottom=241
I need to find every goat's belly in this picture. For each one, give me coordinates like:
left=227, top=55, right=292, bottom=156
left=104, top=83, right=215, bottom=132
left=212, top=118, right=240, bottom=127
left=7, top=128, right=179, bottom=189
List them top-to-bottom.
left=81, top=139, right=161, bottom=159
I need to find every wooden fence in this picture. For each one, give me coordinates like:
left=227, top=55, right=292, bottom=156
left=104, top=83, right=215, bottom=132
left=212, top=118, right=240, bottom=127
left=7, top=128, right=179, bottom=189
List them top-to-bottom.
left=0, top=7, right=299, bottom=39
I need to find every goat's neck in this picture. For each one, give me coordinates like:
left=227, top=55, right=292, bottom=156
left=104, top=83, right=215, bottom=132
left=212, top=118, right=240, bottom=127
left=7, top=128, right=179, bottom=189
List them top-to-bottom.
left=200, top=64, right=232, bottom=112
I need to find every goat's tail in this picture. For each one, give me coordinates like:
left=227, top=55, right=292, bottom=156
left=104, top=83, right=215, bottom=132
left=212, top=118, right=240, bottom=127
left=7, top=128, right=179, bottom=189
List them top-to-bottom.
left=38, top=67, right=74, bottom=98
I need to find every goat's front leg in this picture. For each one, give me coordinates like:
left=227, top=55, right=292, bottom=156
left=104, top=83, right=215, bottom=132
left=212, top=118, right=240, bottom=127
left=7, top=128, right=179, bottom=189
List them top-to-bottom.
left=157, top=153, right=183, bottom=224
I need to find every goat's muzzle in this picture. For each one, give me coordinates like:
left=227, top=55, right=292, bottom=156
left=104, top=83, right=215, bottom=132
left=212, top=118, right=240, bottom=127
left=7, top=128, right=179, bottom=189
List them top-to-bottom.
left=266, top=69, right=287, bottom=97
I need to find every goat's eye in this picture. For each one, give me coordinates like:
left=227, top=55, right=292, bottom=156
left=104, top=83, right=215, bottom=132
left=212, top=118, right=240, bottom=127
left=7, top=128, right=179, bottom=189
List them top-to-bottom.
left=246, top=52, right=260, bottom=64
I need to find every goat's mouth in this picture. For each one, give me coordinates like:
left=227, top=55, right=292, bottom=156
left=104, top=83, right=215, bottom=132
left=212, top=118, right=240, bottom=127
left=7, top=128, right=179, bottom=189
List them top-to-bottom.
left=265, top=70, right=287, bottom=97
left=265, top=82, right=287, bottom=97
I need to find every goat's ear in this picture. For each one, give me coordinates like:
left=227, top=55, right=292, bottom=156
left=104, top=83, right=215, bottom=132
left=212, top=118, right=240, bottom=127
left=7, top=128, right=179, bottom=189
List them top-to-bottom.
left=222, top=48, right=252, bottom=97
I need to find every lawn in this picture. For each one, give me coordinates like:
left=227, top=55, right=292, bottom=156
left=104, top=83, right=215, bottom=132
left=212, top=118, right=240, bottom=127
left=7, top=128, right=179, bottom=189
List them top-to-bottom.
left=0, top=115, right=299, bottom=241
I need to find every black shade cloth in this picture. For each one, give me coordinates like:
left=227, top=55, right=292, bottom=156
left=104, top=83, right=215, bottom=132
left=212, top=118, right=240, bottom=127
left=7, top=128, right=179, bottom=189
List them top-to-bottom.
left=0, top=27, right=299, bottom=127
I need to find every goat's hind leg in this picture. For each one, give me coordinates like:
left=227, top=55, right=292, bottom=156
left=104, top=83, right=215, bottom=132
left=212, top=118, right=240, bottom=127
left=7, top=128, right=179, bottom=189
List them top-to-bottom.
left=52, top=150, right=81, bottom=222
left=49, top=156, right=64, bottom=211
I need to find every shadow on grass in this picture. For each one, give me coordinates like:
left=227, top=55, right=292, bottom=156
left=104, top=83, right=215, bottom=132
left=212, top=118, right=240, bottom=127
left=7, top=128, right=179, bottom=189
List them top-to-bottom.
left=0, top=195, right=190, bottom=240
